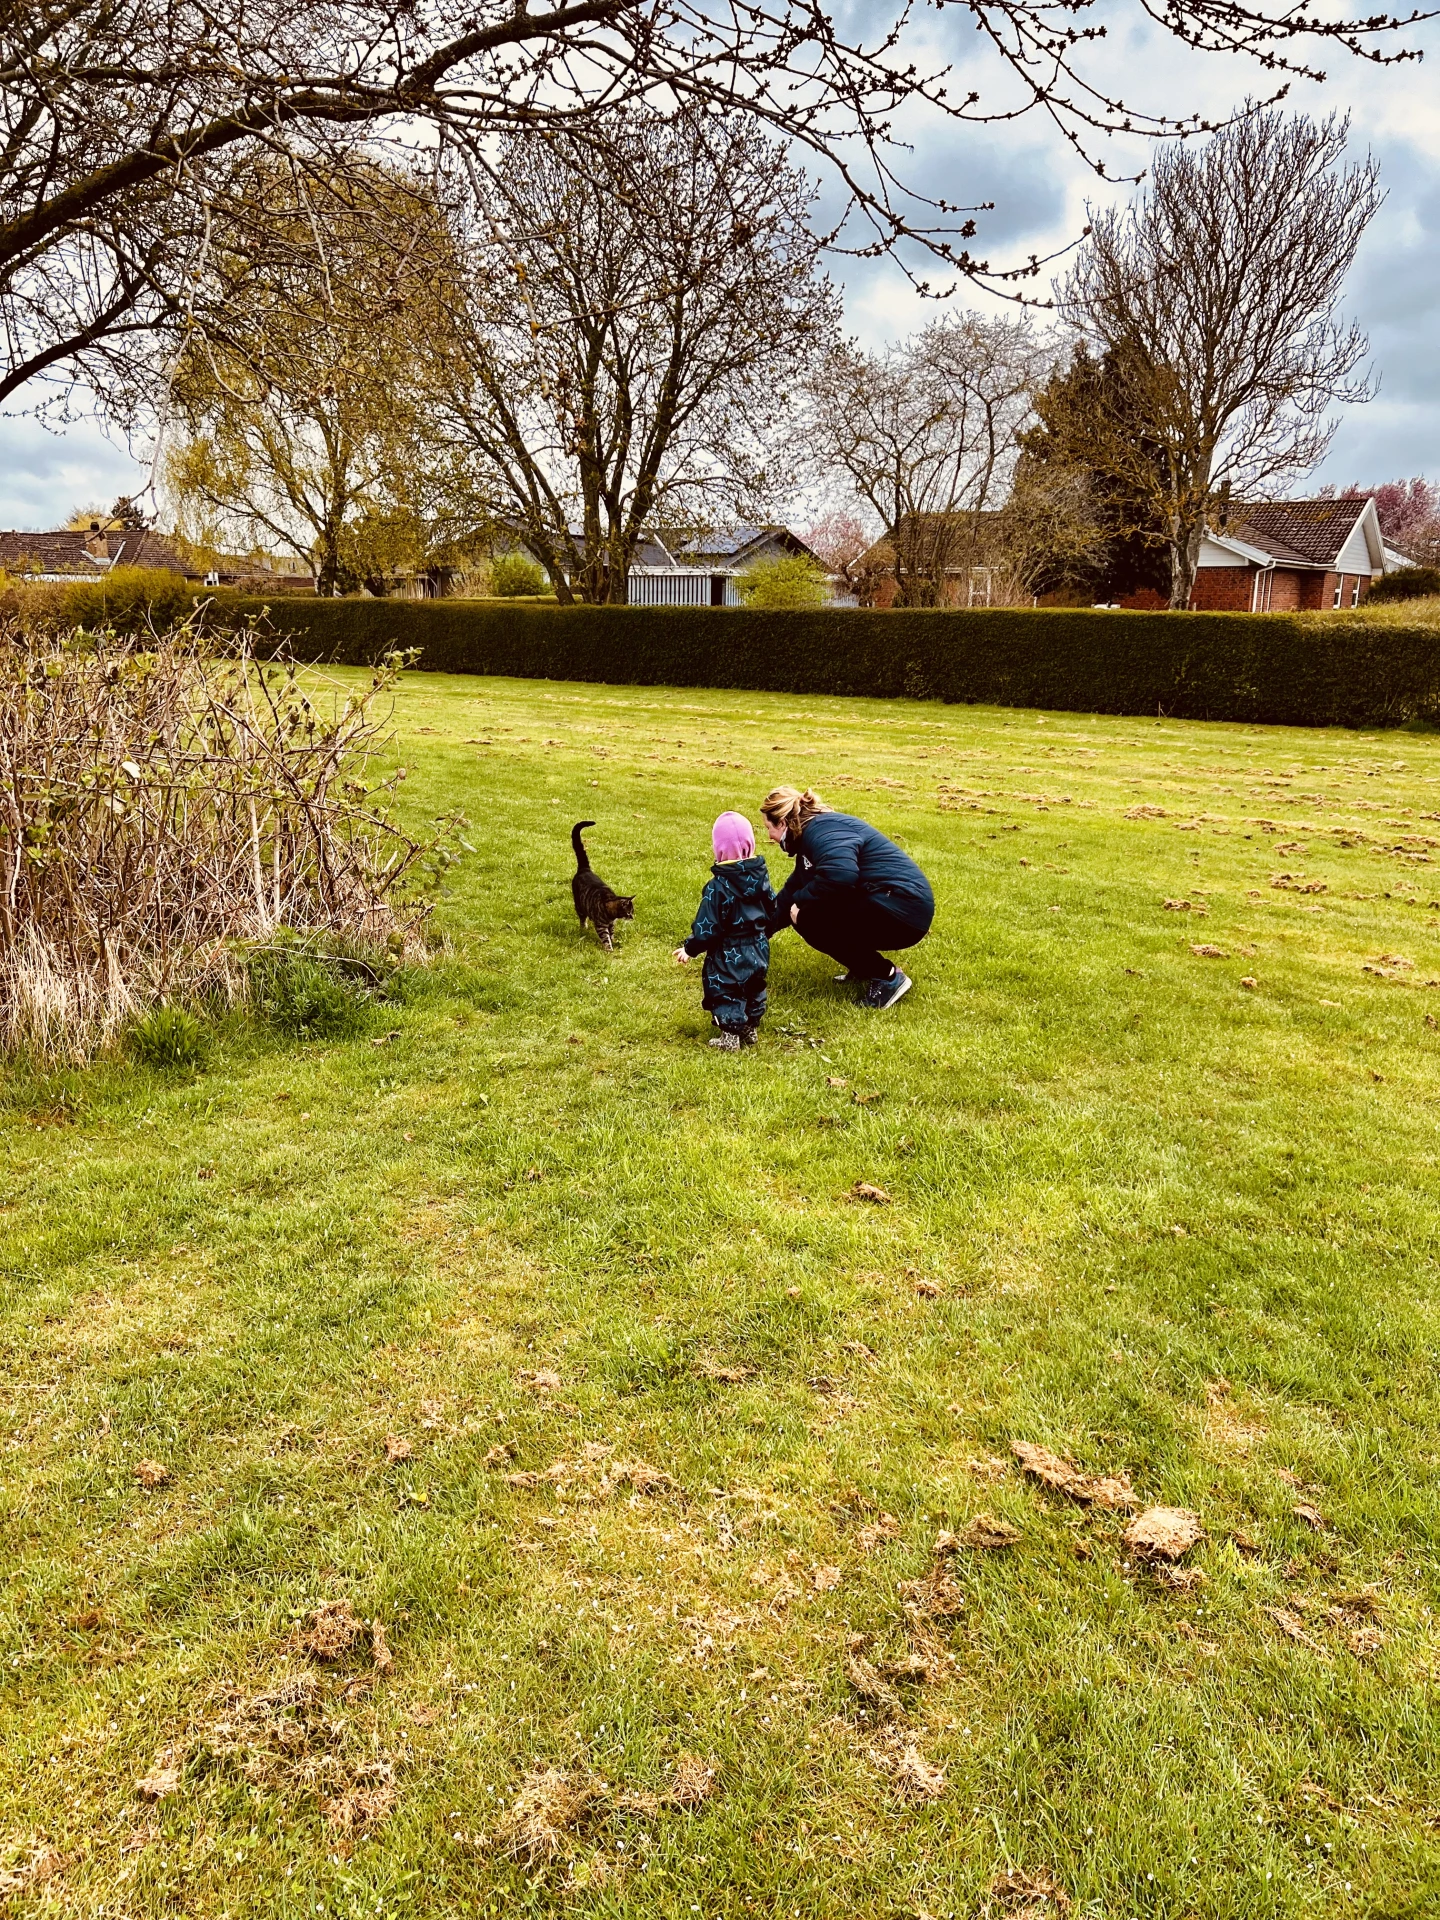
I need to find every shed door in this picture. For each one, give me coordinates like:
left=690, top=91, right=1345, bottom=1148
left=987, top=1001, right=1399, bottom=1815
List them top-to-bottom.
left=710, top=574, right=726, bottom=607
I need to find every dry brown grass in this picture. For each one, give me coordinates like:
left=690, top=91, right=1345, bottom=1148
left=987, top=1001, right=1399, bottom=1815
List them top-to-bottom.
left=499, top=1768, right=609, bottom=1866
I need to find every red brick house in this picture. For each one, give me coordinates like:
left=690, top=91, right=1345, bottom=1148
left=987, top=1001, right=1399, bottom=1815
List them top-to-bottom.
left=853, top=495, right=1401, bottom=612
left=1187, top=496, right=1388, bottom=612
left=850, top=512, right=1021, bottom=608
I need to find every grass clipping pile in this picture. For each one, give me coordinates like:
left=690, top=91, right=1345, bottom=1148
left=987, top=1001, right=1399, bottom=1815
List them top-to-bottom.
left=0, top=620, right=452, bottom=1059
left=136, top=1602, right=402, bottom=1844
left=498, top=1754, right=717, bottom=1869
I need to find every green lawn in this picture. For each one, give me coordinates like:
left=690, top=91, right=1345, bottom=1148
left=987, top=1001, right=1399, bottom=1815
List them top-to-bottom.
left=3, top=671, right=1439, bottom=1919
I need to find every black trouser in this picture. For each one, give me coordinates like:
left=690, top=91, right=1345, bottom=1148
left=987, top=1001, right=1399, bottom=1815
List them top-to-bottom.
left=793, top=891, right=933, bottom=981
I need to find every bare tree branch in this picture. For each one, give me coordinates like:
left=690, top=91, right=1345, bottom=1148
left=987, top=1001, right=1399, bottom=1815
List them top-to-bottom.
left=0, top=0, right=1430, bottom=410
left=809, top=316, right=1050, bottom=605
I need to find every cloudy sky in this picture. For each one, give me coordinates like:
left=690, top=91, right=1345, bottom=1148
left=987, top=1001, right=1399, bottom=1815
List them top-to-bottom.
left=1, top=0, right=1436, bottom=531
left=830, top=0, right=1440, bottom=484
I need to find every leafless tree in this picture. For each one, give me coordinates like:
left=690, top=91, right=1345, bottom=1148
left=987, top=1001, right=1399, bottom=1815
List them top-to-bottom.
left=1, top=0, right=1428, bottom=420
left=431, top=109, right=838, bottom=603
left=1058, top=111, right=1383, bottom=608
left=811, top=315, right=1052, bottom=605
left=994, top=462, right=1109, bottom=601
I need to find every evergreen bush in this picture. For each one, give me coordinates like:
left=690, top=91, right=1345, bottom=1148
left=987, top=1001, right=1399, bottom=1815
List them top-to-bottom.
left=489, top=552, right=547, bottom=597
left=735, top=553, right=832, bottom=609
left=1367, top=567, right=1440, bottom=605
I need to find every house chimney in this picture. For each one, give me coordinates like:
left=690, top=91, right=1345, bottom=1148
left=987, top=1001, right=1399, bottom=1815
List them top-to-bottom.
left=1216, top=480, right=1231, bottom=531
left=84, top=520, right=107, bottom=557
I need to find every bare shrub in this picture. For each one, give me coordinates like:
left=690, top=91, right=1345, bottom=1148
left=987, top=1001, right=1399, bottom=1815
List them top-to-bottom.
left=0, top=620, right=455, bottom=1059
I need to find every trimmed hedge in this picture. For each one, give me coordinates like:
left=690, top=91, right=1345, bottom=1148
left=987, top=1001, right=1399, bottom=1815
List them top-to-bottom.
left=1368, top=567, right=1440, bottom=605
left=211, top=596, right=1440, bottom=730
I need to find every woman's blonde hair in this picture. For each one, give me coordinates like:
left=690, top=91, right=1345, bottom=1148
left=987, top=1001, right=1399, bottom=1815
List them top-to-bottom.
left=761, top=786, right=829, bottom=836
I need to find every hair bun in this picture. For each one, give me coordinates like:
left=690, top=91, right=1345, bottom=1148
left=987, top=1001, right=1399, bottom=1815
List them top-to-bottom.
left=761, top=785, right=828, bottom=833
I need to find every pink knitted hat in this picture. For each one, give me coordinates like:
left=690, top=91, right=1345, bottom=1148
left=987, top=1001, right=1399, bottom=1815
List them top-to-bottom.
left=712, top=811, right=755, bottom=862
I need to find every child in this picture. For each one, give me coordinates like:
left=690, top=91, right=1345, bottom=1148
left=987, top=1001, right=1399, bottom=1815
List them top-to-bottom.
left=673, top=811, right=775, bottom=1051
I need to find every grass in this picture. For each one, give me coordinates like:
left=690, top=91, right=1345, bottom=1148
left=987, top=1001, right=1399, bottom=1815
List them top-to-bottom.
left=3, top=670, right=1440, bottom=1919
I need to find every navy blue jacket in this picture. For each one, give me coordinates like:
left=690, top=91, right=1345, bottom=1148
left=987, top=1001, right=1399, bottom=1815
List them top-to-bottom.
left=772, top=812, right=934, bottom=930
left=683, top=855, right=775, bottom=1002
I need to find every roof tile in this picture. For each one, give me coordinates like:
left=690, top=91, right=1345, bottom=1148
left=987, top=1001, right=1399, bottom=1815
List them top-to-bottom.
left=1227, top=498, right=1367, bottom=568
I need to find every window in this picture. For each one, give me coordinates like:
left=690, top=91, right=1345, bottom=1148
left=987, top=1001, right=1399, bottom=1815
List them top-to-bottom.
left=968, top=567, right=993, bottom=608
left=1351, top=578, right=1361, bottom=607
left=1332, top=579, right=1343, bottom=608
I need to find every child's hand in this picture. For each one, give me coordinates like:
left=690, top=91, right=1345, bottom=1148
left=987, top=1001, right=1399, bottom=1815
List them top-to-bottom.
left=672, top=946, right=691, bottom=964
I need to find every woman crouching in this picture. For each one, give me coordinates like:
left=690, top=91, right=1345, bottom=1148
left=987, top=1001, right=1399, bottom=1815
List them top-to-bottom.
left=761, top=786, right=934, bottom=1009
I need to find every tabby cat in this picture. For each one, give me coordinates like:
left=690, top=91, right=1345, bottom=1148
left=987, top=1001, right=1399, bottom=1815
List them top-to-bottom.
left=571, top=821, right=635, bottom=950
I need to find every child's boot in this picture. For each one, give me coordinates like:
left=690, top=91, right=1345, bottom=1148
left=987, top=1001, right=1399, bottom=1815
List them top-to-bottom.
left=739, top=1025, right=759, bottom=1047
left=708, top=1030, right=741, bottom=1052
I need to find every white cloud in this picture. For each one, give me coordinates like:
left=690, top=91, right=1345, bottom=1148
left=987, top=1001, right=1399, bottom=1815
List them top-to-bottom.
left=0, top=411, right=149, bottom=530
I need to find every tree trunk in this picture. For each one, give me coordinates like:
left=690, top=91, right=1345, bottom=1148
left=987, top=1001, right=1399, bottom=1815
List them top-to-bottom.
left=1169, top=517, right=1203, bottom=610
left=316, top=527, right=342, bottom=597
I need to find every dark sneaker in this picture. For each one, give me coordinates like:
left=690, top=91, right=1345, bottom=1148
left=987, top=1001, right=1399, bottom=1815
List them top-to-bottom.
left=860, top=968, right=912, bottom=1011
left=739, top=1025, right=759, bottom=1048
left=709, top=1031, right=742, bottom=1052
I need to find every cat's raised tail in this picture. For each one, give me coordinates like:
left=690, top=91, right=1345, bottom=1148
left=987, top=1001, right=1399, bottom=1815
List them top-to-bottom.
left=571, top=821, right=597, bottom=871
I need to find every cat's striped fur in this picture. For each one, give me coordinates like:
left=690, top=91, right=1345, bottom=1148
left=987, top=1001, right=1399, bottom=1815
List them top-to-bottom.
left=571, top=821, right=635, bottom=950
